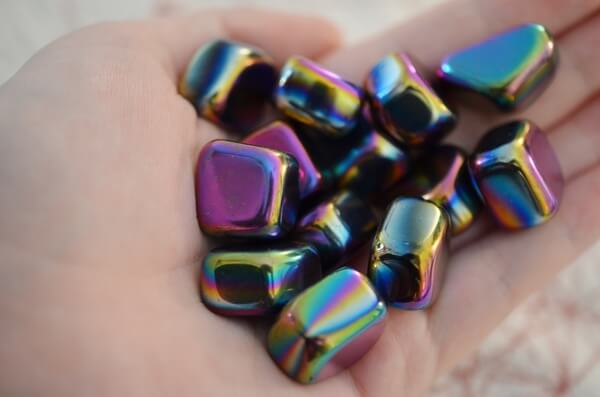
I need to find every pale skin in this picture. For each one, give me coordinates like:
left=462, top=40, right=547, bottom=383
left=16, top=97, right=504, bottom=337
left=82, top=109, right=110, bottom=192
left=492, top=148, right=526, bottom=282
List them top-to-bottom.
left=1, top=1, right=600, bottom=395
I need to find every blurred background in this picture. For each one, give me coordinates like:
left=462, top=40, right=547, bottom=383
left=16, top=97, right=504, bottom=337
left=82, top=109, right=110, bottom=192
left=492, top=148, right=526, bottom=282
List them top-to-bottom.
left=1, top=1, right=599, bottom=396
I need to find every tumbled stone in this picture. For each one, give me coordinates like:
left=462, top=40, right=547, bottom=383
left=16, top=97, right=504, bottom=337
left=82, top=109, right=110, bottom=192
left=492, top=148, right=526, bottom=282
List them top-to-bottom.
left=267, top=267, right=387, bottom=384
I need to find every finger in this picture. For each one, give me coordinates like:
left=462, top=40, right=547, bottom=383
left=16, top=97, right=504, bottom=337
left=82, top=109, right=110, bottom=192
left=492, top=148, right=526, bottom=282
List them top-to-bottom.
left=323, top=0, right=600, bottom=81
left=152, top=8, right=342, bottom=82
left=549, top=95, right=600, bottom=180
left=430, top=165, right=600, bottom=374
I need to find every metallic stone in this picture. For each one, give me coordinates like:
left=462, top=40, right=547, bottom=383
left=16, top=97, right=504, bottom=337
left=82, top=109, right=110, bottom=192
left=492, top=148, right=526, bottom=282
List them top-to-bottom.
left=438, top=24, right=557, bottom=110
left=179, top=39, right=276, bottom=132
left=366, top=52, right=456, bottom=145
left=275, top=56, right=363, bottom=137
left=297, top=115, right=409, bottom=198
left=470, top=120, right=564, bottom=229
left=243, top=121, right=324, bottom=199
left=196, top=140, right=299, bottom=239
left=394, top=145, right=481, bottom=234
left=296, top=192, right=378, bottom=272
left=369, top=197, right=450, bottom=310
left=200, top=242, right=321, bottom=316
left=267, top=267, right=387, bottom=384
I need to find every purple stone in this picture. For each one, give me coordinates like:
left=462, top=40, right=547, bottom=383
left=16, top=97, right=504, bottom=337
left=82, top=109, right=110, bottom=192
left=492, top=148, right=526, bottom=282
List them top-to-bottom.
left=243, top=121, right=324, bottom=199
left=196, top=140, right=299, bottom=239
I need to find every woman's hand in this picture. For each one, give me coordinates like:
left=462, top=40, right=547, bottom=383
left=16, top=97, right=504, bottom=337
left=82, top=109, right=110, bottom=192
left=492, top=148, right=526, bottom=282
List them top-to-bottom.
left=0, top=1, right=599, bottom=396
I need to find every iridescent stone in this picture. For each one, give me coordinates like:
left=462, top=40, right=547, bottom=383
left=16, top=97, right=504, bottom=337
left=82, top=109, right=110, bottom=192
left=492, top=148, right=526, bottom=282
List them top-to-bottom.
left=438, top=24, right=557, bottom=110
left=179, top=39, right=276, bottom=132
left=366, top=52, right=456, bottom=145
left=275, top=56, right=363, bottom=137
left=297, top=115, right=409, bottom=198
left=470, top=120, right=563, bottom=229
left=243, top=121, right=324, bottom=199
left=196, top=140, right=299, bottom=239
left=394, top=145, right=481, bottom=234
left=296, top=192, right=378, bottom=272
left=369, top=197, right=450, bottom=310
left=200, top=242, right=321, bottom=316
left=267, top=267, right=387, bottom=384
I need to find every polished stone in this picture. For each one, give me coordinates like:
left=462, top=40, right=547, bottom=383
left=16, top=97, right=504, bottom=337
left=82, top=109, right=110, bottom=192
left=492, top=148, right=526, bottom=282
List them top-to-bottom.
left=438, top=24, right=557, bottom=110
left=179, top=39, right=276, bottom=132
left=366, top=52, right=456, bottom=145
left=276, top=56, right=363, bottom=137
left=470, top=120, right=563, bottom=229
left=196, top=140, right=299, bottom=239
left=369, top=197, right=450, bottom=309
left=200, top=242, right=321, bottom=316
left=267, top=267, right=387, bottom=384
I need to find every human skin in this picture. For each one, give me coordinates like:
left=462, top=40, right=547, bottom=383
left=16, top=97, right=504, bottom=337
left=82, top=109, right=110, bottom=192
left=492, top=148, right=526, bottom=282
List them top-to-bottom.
left=1, top=1, right=600, bottom=396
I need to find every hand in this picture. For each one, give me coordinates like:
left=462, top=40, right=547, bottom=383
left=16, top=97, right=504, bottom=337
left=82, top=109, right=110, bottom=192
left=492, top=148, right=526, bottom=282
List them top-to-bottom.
left=0, top=2, right=598, bottom=396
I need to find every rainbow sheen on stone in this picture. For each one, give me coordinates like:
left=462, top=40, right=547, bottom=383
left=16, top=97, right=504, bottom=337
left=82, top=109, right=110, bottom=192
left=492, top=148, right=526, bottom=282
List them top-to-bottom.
left=438, top=24, right=557, bottom=110
left=179, top=40, right=276, bottom=132
left=366, top=52, right=456, bottom=145
left=276, top=56, right=363, bottom=137
left=297, top=116, right=409, bottom=198
left=470, top=120, right=563, bottom=229
left=243, top=121, right=324, bottom=199
left=196, top=140, right=299, bottom=239
left=394, top=145, right=481, bottom=234
left=296, top=192, right=378, bottom=272
left=369, top=197, right=449, bottom=310
left=200, top=242, right=321, bottom=316
left=267, top=267, right=387, bottom=384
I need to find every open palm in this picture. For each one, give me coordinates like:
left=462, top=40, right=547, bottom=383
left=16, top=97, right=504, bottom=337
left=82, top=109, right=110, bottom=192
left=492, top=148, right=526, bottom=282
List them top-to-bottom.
left=1, top=1, right=599, bottom=396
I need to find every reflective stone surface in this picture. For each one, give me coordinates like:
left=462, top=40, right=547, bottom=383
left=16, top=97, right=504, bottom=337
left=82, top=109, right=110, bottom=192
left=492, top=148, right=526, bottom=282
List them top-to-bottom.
left=439, top=24, right=557, bottom=110
left=179, top=39, right=276, bottom=132
left=366, top=52, right=456, bottom=145
left=275, top=56, right=363, bottom=137
left=297, top=115, right=409, bottom=198
left=470, top=120, right=563, bottom=229
left=243, top=121, right=324, bottom=199
left=196, top=140, right=299, bottom=239
left=394, top=145, right=481, bottom=234
left=296, top=192, right=378, bottom=272
left=369, top=197, right=450, bottom=310
left=200, top=242, right=321, bottom=316
left=267, top=267, right=387, bottom=384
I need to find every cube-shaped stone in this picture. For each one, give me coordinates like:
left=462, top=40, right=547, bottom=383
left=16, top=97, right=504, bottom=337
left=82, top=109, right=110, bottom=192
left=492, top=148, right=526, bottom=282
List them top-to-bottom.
left=438, top=24, right=557, bottom=110
left=179, top=39, right=277, bottom=132
left=366, top=52, right=456, bottom=145
left=276, top=56, right=363, bottom=137
left=470, top=120, right=563, bottom=229
left=243, top=121, right=324, bottom=199
left=196, top=140, right=299, bottom=238
left=394, top=145, right=481, bottom=234
left=296, top=192, right=378, bottom=272
left=369, top=197, right=450, bottom=310
left=200, top=242, right=321, bottom=316
left=267, top=267, right=387, bottom=384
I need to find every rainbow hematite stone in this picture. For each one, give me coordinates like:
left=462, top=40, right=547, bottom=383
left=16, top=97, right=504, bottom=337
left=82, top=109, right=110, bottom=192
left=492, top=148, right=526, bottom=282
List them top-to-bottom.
left=438, top=24, right=557, bottom=110
left=179, top=40, right=276, bottom=132
left=366, top=52, right=456, bottom=145
left=275, top=56, right=363, bottom=137
left=470, top=120, right=563, bottom=229
left=243, top=121, right=324, bottom=199
left=196, top=140, right=299, bottom=239
left=394, top=145, right=481, bottom=234
left=296, top=192, right=378, bottom=272
left=369, top=197, right=450, bottom=310
left=200, top=242, right=321, bottom=316
left=267, top=267, right=387, bottom=384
